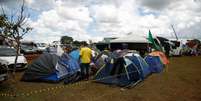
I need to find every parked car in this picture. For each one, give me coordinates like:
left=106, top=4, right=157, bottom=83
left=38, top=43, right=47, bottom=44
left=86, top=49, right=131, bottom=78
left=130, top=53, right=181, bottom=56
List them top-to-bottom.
left=20, top=41, right=41, bottom=54
left=36, top=43, right=47, bottom=52
left=21, top=44, right=39, bottom=54
left=43, top=45, right=64, bottom=56
left=43, top=46, right=58, bottom=54
left=0, top=47, right=27, bottom=70
left=0, top=60, right=8, bottom=83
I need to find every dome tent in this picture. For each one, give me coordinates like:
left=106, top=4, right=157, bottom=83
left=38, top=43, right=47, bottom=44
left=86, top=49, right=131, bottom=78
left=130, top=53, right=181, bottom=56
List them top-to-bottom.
left=94, top=51, right=151, bottom=87
left=149, top=51, right=169, bottom=65
left=21, top=53, right=80, bottom=82
left=144, top=55, right=164, bottom=73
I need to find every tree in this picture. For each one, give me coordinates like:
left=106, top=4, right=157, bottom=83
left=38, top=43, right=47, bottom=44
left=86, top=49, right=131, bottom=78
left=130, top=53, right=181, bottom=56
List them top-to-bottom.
left=0, top=0, right=32, bottom=78
left=0, top=14, right=11, bottom=40
left=60, top=35, right=73, bottom=44
left=72, top=40, right=81, bottom=46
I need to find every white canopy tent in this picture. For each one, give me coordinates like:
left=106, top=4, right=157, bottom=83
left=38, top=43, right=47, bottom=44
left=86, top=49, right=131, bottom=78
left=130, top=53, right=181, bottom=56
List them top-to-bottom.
left=110, top=34, right=150, bottom=43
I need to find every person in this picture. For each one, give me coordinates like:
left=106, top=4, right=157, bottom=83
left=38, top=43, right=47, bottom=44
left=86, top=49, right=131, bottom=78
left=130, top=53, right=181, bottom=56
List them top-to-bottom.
left=80, top=42, right=92, bottom=80
left=121, top=43, right=129, bottom=56
left=147, top=43, right=152, bottom=53
left=69, top=47, right=80, bottom=62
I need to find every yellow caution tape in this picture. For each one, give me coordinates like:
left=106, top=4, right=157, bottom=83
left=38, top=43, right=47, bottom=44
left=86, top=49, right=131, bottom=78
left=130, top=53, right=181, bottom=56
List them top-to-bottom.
left=0, top=70, right=139, bottom=97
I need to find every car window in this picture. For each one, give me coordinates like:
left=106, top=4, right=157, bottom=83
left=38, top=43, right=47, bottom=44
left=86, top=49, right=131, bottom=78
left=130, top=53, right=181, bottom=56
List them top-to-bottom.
left=21, top=45, right=37, bottom=50
left=0, top=48, right=16, bottom=56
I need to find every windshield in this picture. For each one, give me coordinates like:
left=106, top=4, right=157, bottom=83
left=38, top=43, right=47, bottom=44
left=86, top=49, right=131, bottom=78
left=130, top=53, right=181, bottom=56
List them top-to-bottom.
left=37, top=43, right=46, bottom=47
left=21, top=45, right=37, bottom=50
left=0, top=48, right=16, bottom=56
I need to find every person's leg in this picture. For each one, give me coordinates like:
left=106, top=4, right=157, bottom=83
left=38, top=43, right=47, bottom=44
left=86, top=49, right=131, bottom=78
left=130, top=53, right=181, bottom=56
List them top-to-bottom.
left=80, top=63, right=85, bottom=80
left=85, top=63, right=90, bottom=80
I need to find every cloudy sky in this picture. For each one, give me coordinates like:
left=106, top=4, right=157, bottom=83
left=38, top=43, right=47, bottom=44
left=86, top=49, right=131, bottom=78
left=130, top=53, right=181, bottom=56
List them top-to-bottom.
left=1, top=0, right=201, bottom=43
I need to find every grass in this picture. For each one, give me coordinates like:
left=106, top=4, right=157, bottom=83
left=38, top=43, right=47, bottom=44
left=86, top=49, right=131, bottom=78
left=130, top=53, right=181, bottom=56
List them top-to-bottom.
left=0, top=56, right=201, bottom=101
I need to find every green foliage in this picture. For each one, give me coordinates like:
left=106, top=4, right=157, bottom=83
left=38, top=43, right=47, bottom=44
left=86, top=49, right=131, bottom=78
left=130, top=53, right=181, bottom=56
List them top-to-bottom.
left=0, top=0, right=32, bottom=76
left=0, top=15, right=11, bottom=37
left=60, top=36, right=73, bottom=44
left=72, top=40, right=81, bottom=46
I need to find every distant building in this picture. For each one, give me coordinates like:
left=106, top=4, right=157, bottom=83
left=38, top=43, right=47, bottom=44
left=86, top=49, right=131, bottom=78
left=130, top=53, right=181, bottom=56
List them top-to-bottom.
left=95, top=34, right=150, bottom=52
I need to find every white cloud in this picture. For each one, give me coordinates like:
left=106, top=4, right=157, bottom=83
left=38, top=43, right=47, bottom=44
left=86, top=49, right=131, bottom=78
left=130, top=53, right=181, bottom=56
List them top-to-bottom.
left=2, top=0, right=201, bottom=43
left=25, top=0, right=56, bottom=11
left=138, top=0, right=173, bottom=10
left=28, top=1, right=93, bottom=43
left=92, top=5, right=119, bottom=23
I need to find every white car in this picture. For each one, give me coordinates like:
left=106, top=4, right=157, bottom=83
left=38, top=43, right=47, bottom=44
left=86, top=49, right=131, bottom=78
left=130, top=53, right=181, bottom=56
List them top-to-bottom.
left=36, top=43, right=47, bottom=52
left=0, top=47, right=27, bottom=70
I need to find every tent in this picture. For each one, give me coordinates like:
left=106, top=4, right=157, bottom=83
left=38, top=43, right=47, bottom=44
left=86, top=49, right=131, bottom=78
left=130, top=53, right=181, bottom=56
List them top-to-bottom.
left=109, top=34, right=150, bottom=52
left=110, top=34, right=149, bottom=43
left=95, top=51, right=112, bottom=69
left=149, top=51, right=169, bottom=65
left=94, top=52, right=151, bottom=87
left=21, top=53, right=80, bottom=82
left=125, top=53, right=151, bottom=79
left=144, top=55, right=164, bottom=73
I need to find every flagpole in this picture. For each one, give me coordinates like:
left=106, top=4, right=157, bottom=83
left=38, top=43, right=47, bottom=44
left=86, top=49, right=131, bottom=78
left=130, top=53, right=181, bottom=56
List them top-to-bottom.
left=171, top=25, right=178, bottom=41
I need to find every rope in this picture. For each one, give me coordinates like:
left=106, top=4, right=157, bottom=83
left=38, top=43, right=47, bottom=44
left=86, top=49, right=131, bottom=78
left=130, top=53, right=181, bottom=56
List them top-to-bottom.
left=0, top=69, right=141, bottom=97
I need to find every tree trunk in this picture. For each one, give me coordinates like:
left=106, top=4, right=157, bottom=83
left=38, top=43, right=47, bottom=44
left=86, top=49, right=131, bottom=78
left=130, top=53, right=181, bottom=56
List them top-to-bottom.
left=12, top=40, right=20, bottom=79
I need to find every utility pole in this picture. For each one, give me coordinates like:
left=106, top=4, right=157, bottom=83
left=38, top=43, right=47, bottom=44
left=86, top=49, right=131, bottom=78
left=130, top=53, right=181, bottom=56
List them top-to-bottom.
left=171, top=25, right=178, bottom=40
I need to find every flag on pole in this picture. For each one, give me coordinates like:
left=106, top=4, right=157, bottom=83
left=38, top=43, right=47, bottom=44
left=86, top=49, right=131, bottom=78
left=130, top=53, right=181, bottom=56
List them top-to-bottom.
left=147, top=30, right=162, bottom=51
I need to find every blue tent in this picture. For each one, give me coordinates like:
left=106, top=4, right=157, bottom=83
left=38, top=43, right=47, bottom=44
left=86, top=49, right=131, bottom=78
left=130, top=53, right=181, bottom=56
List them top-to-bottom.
left=94, top=52, right=151, bottom=87
left=21, top=53, right=80, bottom=82
left=125, top=53, right=151, bottom=79
left=144, top=55, right=164, bottom=73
